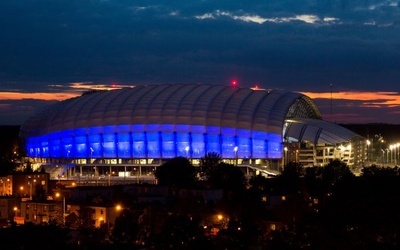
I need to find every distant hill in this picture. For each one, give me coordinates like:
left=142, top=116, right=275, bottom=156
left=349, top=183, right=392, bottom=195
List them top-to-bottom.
left=340, top=123, right=400, bottom=144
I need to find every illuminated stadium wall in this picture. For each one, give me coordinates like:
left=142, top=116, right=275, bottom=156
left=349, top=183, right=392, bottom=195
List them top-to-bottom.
left=21, top=83, right=323, bottom=163
left=26, top=124, right=282, bottom=159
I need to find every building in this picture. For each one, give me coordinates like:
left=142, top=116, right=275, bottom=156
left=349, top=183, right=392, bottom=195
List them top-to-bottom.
left=19, top=83, right=366, bottom=180
left=0, top=172, right=50, bottom=198
left=0, top=196, right=21, bottom=226
left=21, top=199, right=62, bottom=225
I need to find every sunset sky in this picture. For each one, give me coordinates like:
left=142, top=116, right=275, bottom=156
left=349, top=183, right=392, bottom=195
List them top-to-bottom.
left=0, top=1, right=399, bottom=125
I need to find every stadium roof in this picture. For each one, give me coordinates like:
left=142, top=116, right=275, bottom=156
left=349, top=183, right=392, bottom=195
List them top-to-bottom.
left=20, top=83, right=361, bottom=146
left=21, top=83, right=320, bottom=135
left=285, top=118, right=364, bottom=145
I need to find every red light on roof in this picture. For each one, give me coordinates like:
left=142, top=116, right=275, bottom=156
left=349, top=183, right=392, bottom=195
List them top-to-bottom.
left=231, top=80, right=237, bottom=87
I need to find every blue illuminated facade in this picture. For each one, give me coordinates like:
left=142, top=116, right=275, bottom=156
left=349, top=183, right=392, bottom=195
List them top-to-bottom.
left=26, top=124, right=283, bottom=159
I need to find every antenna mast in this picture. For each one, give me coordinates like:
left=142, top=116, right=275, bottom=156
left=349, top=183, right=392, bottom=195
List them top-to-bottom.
left=330, top=83, right=333, bottom=122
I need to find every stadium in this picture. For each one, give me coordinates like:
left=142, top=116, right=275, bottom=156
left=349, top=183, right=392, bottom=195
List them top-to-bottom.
left=20, top=83, right=366, bottom=182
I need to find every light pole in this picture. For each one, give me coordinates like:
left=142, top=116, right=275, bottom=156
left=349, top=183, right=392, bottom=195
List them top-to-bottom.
left=366, top=139, right=371, bottom=162
left=390, top=145, right=394, bottom=164
left=185, top=146, right=190, bottom=163
left=185, top=146, right=189, bottom=158
left=234, top=146, right=238, bottom=166
left=284, top=147, right=288, bottom=167
left=381, top=149, right=385, bottom=163
left=386, top=149, right=390, bottom=164
left=28, top=176, right=36, bottom=200
left=55, top=192, right=65, bottom=226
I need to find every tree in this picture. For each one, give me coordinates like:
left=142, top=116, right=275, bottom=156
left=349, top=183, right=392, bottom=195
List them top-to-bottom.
left=199, top=152, right=222, bottom=179
left=154, top=157, right=196, bottom=188
left=322, top=159, right=354, bottom=188
left=276, top=161, right=304, bottom=194
left=208, top=162, right=246, bottom=192
left=361, top=165, right=400, bottom=178
left=304, top=166, right=324, bottom=196
left=76, top=204, right=107, bottom=247
left=77, top=205, right=96, bottom=229
left=137, top=206, right=168, bottom=247
left=111, top=208, right=139, bottom=245
left=155, top=213, right=205, bottom=249
left=0, top=223, right=70, bottom=249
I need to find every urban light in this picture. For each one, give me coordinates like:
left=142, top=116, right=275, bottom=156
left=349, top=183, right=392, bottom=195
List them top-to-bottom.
left=234, top=146, right=238, bottom=166
left=284, top=147, right=288, bottom=166
left=55, top=192, right=66, bottom=226
left=115, top=204, right=122, bottom=211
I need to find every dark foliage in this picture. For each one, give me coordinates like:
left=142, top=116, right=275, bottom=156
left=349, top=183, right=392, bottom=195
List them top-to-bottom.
left=199, top=152, right=223, bottom=179
left=154, top=157, right=197, bottom=188
left=207, top=162, right=246, bottom=192
left=0, top=223, right=70, bottom=249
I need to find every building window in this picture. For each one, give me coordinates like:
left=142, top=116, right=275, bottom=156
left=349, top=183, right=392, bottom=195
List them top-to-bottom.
left=100, top=210, right=103, bottom=215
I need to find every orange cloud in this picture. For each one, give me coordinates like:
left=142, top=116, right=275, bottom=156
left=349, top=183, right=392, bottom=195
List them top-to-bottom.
left=0, top=82, right=131, bottom=101
left=302, top=91, right=400, bottom=107
left=0, top=92, right=80, bottom=101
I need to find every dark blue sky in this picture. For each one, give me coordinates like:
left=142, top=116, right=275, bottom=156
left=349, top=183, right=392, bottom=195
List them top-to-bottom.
left=0, top=0, right=399, bottom=125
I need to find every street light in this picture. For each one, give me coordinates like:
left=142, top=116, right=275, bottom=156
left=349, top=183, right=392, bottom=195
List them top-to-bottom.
left=366, top=139, right=371, bottom=162
left=390, top=145, right=394, bottom=164
left=185, top=146, right=190, bottom=158
left=185, top=146, right=191, bottom=163
left=233, top=146, right=238, bottom=166
left=284, top=147, right=288, bottom=166
left=386, top=149, right=390, bottom=164
left=28, top=176, right=36, bottom=200
left=55, top=192, right=65, bottom=226
left=115, top=204, right=122, bottom=212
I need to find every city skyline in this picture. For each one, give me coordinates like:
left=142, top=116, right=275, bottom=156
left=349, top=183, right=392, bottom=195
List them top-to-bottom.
left=1, top=1, right=399, bottom=125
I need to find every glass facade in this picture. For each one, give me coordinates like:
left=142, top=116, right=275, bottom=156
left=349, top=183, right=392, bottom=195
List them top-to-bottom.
left=26, top=124, right=283, bottom=159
